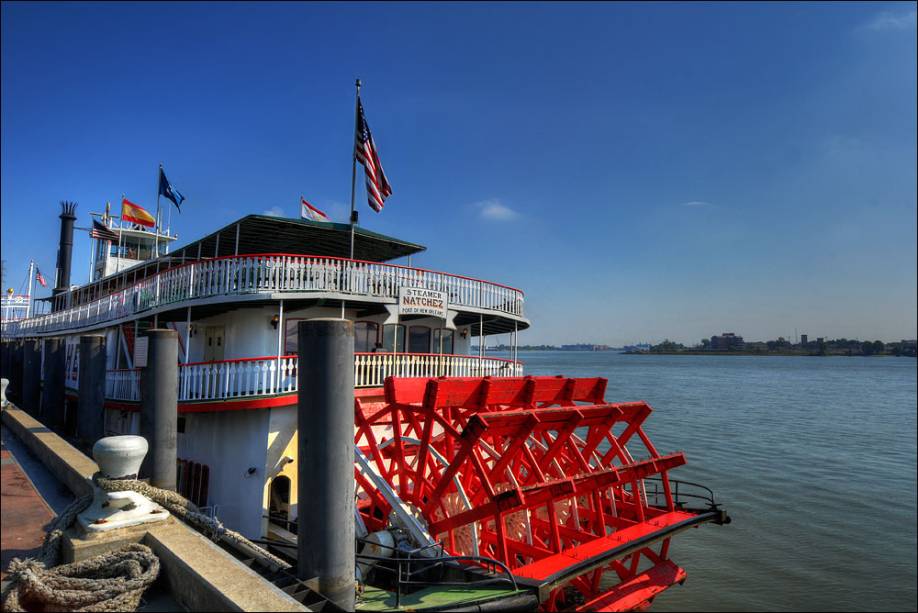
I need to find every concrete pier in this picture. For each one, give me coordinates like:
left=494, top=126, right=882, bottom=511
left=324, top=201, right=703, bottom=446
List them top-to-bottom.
left=296, top=319, right=355, bottom=610
left=139, top=329, right=178, bottom=490
left=77, top=335, right=106, bottom=448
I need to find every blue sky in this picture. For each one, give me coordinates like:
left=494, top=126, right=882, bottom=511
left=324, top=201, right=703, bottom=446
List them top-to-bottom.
left=2, top=2, right=916, bottom=345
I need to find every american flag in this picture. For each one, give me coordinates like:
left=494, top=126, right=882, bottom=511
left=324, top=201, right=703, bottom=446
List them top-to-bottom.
left=355, top=97, right=392, bottom=212
left=90, top=219, right=119, bottom=242
left=35, top=267, right=47, bottom=288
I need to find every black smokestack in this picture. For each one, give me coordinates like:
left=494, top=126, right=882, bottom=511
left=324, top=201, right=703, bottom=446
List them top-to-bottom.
left=53, top=201, right=77, bottom=306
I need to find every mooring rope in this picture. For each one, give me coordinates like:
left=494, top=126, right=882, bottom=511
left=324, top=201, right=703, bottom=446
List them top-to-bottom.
left=2, top=473, right=290, bottom=611
left=92, top=473, right=292, bottom=570
left=2, top=492, right=160, bottom=612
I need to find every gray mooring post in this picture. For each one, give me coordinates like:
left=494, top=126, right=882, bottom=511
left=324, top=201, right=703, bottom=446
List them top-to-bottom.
left=297, top=319, right=355, bottom=610
left=139, top=329, right=177, bottom=490
left=77, top=335, right=107, bottom=448
left=42, top=338, right=66, bottom=431
left=22, top=339, right=41, bottom=415
left=0, top=341, right=10, bottom=379
left=11, top=341, right=24, bottom=405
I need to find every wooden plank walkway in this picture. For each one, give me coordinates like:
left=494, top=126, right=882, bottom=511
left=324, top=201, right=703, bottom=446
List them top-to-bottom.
left=0, top=432, right=57, bottom=579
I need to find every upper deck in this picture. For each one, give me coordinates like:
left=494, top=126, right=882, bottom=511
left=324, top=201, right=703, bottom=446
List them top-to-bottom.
left=2, top=215, right=527, bottom=338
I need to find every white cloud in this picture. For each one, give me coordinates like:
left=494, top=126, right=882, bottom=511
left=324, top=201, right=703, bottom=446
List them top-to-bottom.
left=864, top=9, right=916, bottom=31
left=475, top=199, right=520, bottom=221
left=681, top=200, right=715, bottom=208
left=263, top=206, right=285, bottom=217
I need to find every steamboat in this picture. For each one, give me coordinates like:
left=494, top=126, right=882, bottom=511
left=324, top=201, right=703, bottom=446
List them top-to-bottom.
left=1, top=197, right=729, bottom=611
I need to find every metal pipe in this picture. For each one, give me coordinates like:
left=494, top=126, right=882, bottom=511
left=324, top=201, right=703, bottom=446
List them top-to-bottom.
left=53, top=201, right=77, bottom=309
left=296, top=319, right=355, bottom=610
left=139, top=329, right=178, bottom=490
left=77, top=335, right=106, bottom=447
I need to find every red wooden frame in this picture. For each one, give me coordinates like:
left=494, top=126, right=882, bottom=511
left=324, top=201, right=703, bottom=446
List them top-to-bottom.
left=354, top=375, right=695, bottom=610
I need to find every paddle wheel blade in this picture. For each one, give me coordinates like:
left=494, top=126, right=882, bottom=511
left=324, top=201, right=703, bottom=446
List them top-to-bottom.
left=354, top=376, right=728, bottom=611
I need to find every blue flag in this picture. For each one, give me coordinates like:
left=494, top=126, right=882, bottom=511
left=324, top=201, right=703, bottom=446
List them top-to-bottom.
left=158, top=166, right=186, bottom=211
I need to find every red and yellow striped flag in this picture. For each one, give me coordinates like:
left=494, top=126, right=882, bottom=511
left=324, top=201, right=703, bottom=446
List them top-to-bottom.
left=121, top=198, right=156, bottom=227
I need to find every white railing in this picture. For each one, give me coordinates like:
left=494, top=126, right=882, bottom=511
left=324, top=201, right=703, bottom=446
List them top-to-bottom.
left=6, top=254, right=525, bottom=337
left=353, top=352, right=522, bottom=388
left=103, top=353, right=524, bottom=401
left=178, top=356, right=297, bottom=401
left=106, top=369, right=140, bottom=401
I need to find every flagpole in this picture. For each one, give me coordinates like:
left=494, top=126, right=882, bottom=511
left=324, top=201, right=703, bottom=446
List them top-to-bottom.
left=348, top=78, right=361, bottom=260
left=156, top=164, right=162, bottom=259
left=115, top=197, right=124, bottom=273
left=89, top=232, right=96, bottom=282
left=26, top=260, right=34, bottom=318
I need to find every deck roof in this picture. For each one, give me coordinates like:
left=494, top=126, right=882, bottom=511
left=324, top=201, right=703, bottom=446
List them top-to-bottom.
left=51, top=215, right=426, bottom=304
left=180, top=215, right=426, bottom=263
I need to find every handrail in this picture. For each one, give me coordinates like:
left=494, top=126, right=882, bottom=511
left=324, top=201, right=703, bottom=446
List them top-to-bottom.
left=168, top=252, right=526, bottom=294
left=4, top=253, right=525, bottom=337
left=355, top=351, right=519, bottom=364
left=104, top=353, right=525, bottom=400
left=643, top=477, right=720, bottom=509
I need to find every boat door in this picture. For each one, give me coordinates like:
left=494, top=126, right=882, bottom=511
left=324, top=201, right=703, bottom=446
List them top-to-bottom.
left=203, top=326, right=225, bottom=362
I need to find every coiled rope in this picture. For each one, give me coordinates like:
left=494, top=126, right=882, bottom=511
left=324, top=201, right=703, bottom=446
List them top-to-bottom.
left=3, top=473, right=289, bottom=611
left=2, top=492, right=160, bottom=612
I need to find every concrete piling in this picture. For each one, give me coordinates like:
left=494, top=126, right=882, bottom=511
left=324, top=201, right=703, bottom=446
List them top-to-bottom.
left=296, top=319, right=355, bottom=610
left=139, top=329, right=178, bottom=490
left=77, top=335, right=106, bottom=448
left=42, top=338, right=66, bottom=432
left=22, top=339, right=42, bottom=415
left=0, top=341, right=10, bottom=379
left=11, top=341, right=24, bottom=405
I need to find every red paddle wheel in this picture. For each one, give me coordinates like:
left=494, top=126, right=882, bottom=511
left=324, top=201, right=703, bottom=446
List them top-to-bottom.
left=354, top=376, right=729, bottom=612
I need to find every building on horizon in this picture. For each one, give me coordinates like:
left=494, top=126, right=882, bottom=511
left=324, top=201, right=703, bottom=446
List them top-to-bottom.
left=710, top=332, right=745, bottom=351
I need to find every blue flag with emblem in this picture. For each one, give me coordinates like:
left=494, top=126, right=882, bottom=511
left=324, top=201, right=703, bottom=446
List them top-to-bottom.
left=158, top=165, right=186, bottom=211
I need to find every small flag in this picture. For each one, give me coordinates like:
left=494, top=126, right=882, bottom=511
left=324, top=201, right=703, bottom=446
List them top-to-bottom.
left=355, top=97, right=392, bottom=213
left=158, top=166, right=186, bottom=211
left=300, top=197, right=330, bottom=222
left=121, top=198, right=156, bottom=227
left=91, top=219, right=119, bottom=242
left=35, top=267, right=47, bottom=288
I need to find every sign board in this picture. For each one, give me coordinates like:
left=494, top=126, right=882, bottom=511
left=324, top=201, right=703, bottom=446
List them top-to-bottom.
left=398, top=288, right=448, bottom=320
left=134, top=336, right=149, bottom=368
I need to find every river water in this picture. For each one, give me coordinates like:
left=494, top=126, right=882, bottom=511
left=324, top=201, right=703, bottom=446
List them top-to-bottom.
left=504, top=351, right=917, bottom=612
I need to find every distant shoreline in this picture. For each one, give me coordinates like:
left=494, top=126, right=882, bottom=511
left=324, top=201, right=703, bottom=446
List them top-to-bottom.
left=483, top=349, right=914, bottom=358
left=620, top=351, right=913, bottom=357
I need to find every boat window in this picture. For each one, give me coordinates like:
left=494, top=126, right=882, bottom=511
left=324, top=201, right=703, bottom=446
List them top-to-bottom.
left=284, top=319, right=301, bottom=354
left=355, top=322, right=379, bottom=353
left=383, top=324, right=405, bottom=353
left=408, top=326, right=432, bottom=354
left=434, top=329, right=455, bottom=355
